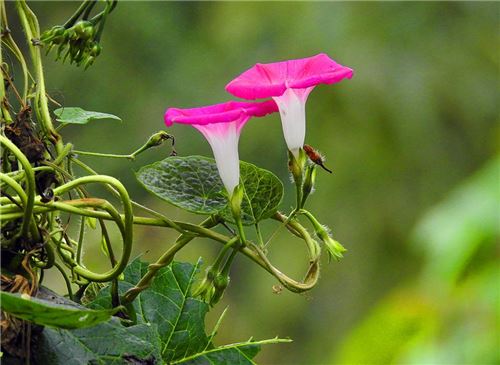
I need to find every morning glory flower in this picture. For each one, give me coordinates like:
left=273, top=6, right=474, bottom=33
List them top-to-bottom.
left=225, top=53, right=353, bottom=157
left=164, top=100, right=277, bottom=195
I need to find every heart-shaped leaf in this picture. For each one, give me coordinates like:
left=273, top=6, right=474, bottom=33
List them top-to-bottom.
left=53, top=107, right=121, bottom=124
left=136, top=156, right=283, bottom=225
left=136, top=156, right=227, bottom=215
left=224, top=160, right=284, bottom=225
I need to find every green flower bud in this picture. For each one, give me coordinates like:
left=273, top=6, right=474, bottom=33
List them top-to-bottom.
left=73, top=21, right=95, bottom=40
left=40, top=25, right=65, bottom=42
left=89, top=43, right=102, bottom=57
left=145, top=131, right=173, bottom=148
left=288, top=148, right=307, bottom=183
left=301, top=165, right=316, bottom=207
left=229, top=184, right=244, bottom=220
left=301, top=210, right=347, bottom=261
left=316, top=226, right=346, bottom=261
left=323, top=235, right=347, bottom=261
left=211, top=273, right=230, bottom=305
left=214, top=273, right=229, bottom=290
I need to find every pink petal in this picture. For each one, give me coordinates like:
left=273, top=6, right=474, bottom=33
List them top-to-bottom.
left=226, top=53, right=354, bottom=100
left=164, top=100, right=277, bottom=127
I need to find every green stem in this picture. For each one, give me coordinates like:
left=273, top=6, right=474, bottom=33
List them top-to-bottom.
left=0, top=0, right=12, bottom=123
left=1, top=0, right=29, bottom=102
left=16, top=0, right=63, bottom=153
left=63, top=0, right=92, bottom=28
left=82, top=0, right=97, bottom=20
left=0, top=135, right=37, bottom=239
left=52, top=143, right=73, bottom=166
left=72, top=150, right=134, bottom=160
left=71, top=156, right=186, bottom=233
left=6, top=166, right=54, bottom=181
left=0, top=173, right=39, bottom=240
left=11, top=175, right=133, bottom=282
left=47, top=198, right=128, bottom=282
left=1, top=202, right=320, bottom=292
left=76, top=216, right=86, bottom=265
left=122, top=216, right=219, bottom=303
left=99, top=218, right=116, bottom=267
left=255, top=223, right=265, bottom=247
left=32, top=235, right=55, bottom=269
left=212, top=236, right=239, bottom=272
left=220, top=246, right=238, bottom=277
left=53, top=260, right=74, bottom=299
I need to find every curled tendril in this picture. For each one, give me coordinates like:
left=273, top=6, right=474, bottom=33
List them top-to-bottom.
left=0, top=135, right=39, bottom=239
left=0, top=139, right=324, bottom=301
left=1, top=171, right=134, bottom=283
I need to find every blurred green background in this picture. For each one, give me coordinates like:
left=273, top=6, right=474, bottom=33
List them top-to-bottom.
left=9, top=2, right=500, bottom=364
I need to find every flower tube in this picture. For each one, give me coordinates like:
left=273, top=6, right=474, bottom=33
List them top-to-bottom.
left=226, top=53, right=353, bottom=157
left=164, top=100, right=277, bottom=195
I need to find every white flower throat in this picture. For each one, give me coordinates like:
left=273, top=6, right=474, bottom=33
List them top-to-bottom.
left=273, top=87, right=311, bottom=157
left=195, top=121, right=242, bottom=196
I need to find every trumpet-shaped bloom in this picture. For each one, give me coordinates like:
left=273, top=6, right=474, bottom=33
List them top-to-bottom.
left=226, top=53, right=353, bottom=156
left=164, top=100, right=277, bottom=195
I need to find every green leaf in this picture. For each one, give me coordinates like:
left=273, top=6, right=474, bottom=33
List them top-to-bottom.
left=53, top=107, right=121, bottom=124
left=136, top=156, right=283, bottom=225
left=136, top=156, right=227, bottom=215
left=223, top=160, right=284, bottom=225
left=90, top=258, right=211, bottom=362
left=31, top=259, right=288, bottom=364
left=89, top=259, right=290, bottom=363
left=0, top=291, right=115, bottom=329
left=34, top=318, right=161, bottom=365
left=174, top=338, right=292, bottom=365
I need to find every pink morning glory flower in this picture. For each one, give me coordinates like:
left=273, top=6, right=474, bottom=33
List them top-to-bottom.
left=225, top=53, right=353, bottom=157
left=164, top=100, right=278, bottom=195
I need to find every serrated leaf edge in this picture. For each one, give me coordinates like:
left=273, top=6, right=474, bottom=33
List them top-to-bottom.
left=172, top=337, right=292, bottom=364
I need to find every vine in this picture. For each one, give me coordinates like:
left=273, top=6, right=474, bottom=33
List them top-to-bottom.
left=0, top=1, right=350, bottom=362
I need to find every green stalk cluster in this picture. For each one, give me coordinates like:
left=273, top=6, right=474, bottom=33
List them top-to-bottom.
left=40, top=0, right=117, bottom=69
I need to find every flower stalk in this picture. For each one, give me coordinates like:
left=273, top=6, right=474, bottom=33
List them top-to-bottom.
left=300, top=209, right=346, bottom=260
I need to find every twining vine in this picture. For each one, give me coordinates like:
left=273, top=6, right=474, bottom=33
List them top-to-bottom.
left=0, top=0, right=350, bottom=362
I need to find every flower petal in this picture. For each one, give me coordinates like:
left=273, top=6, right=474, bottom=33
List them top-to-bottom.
left=225, top=53, right=353, bottom=100
left=164, top=100, right=277, bottom=126
left=164, top=100, right=278, bottom=195
left=194, top=120, right=244, bottom=195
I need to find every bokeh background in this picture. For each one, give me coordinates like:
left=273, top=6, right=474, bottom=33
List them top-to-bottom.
left=10, top=2, right=499, bottom=364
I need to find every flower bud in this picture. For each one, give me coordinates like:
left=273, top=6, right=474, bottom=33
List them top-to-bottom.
left=73, top=21, right=95, bottom=40
left=40, top=25, right=65, bottom=42
left=89, top=43, right=102, bottom=57
left=145, top=131, right=173, bottom=148
left=288, top=148, right=307, bottom=183
left=301, top=165, right=316, bottom=206
left=229, top=184, right=244, bottom=220
left=301, top=210, right=347, bottom=261
left=316, top=227, right=346, bottom=261
left=324, top=236, right=347, bottom=261
left=193, top=267, right=216, bottom=303
left=211, top=273, right=230, bottom=305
